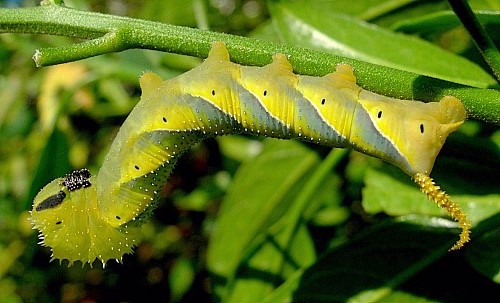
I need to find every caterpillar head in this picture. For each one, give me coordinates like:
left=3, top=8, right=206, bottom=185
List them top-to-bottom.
left=356, top=94, right=466, bottom=176
left=30, top=169, right=141, bottom=266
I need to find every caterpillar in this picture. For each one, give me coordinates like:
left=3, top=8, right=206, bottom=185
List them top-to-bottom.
left=31, top=41, right=469, bottom=266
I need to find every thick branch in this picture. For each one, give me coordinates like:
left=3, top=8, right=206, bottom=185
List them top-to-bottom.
left=0, top=4, right=499, bottom=124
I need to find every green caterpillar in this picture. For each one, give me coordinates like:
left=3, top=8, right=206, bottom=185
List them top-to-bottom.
left=31, top=41, right=469, bottom=266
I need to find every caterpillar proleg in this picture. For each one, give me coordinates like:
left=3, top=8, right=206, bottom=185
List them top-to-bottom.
left=31, top=41, right=469, bottom=265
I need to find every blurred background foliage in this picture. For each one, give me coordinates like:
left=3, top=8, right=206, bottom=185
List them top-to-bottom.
left=0, top=0, right=499, bottom=302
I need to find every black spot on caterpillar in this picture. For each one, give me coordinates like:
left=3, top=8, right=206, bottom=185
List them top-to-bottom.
left=30, top=41, right=469, bottom=266
left=35, top=191, right=66, bottom=211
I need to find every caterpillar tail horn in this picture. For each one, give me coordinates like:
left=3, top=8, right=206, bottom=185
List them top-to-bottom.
left=414, top=173, right=471, bottom=250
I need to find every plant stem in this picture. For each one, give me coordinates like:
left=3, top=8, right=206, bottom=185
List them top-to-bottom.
left=446, top=0, right=500, bottom=82
left=0, top=4, right=499, bottom=124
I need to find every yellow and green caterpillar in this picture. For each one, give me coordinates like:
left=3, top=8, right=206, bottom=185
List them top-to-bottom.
left=31, top=41, right=469, bottom=266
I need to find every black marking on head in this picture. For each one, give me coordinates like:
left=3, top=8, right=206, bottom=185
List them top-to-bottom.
left=211, top=90, right=216, bottom=96
left=263, top=90, right=268, bottom=96
left=321, top=98, right=326, bottom=105
left=377, top=111, right=382, bottom=119
left=162, top=117, right=167, bottom=123
left=420, top=124, right=424, bottom=134
left=134, top=165, right=140, bottom=170
left=62, top=169, right=91, bottom=192
left=36, top=191, right=66, bottom=211
left=116, top=215, right=121, bottom=220
left=55, top=221, right=62, bottom=225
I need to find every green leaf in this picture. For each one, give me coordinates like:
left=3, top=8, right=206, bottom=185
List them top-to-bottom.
left=268, top=0, right=497, bottom=88
left=391, top=10, right=500, bottom=35
left=24, top=128, right=71, bottom=210
left=217, top=136, right=264, bottom=163
left=207, top=139, right=322, bottom=299
left=208, top=141, right=346, bottom=302
left=362, top=166, right=500, bottom=281
left=362, top=168, right=500, bottom=227
left=362, top=168, right=439, bottom=217
left=466, top=212, right=500, bottom=283
left=264, top=220, right=456, bottom=303
left=223, top=223, right=315, bottom=303
left=169, top=257, right=195, bottom=302
left=261, top=267, right=305, bottom=303
left=374, top=291, right=440, bottom=303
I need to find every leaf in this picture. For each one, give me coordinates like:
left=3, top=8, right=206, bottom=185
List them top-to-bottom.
left=268, top=0, right=496, bottom=88
left=392, top=10, right=500, bottom=35
left=24, top=128, right=71, bottom=210
left=217, top=136, right=264, bottom=162
left=207, top=139, right=322, bottom=300
left=207, top=141, right=346, bottom=301
left=362, top=166, right=500, bottom=284
left=362, top=168, right=500, bottom=227
left=362, top=168, right=439, bottom=217
left=466, top=212, right=500, bottom=283
left=263, top=220, right=456, bottom=303
left=223, top=222, right=316, bottom=303
left=169, top=257, right=195, bottom=302
left=374, top=291, right=440, bottom=303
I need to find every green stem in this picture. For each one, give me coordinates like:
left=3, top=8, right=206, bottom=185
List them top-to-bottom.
left=446, top=0, right=500, bottom=82
left=0, top=4, right=499, bottom=124
left=33, top=30, right=128, bottom=65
